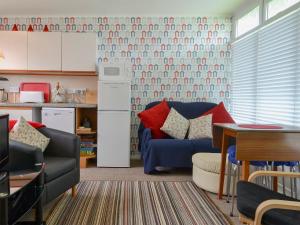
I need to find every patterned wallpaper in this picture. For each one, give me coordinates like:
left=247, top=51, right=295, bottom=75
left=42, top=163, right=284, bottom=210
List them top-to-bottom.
left=0, top=16, right=232, bottom=152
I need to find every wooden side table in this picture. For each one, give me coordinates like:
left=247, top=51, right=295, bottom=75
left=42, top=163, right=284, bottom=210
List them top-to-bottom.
left=213, top=123, right=300, bottom=200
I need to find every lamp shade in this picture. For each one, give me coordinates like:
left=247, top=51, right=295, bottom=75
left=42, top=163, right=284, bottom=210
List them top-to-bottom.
left=0, top=49, right=4, bottom=60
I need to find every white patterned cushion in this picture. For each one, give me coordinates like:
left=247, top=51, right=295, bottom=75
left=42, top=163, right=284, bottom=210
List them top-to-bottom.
left=160, top=108, right=189, bottom=139
left=188, top=114, right=212, bottom=139
left=9, top=116, right=50, bottom=152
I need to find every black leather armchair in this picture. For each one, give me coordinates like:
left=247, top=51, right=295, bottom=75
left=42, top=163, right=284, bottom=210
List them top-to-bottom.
left=9, top=127, right=80, bottom=205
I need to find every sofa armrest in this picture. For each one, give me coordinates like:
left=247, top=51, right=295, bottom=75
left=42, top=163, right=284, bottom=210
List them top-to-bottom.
left=38, top=127, right=80, bottom=160
left=141, top=128, right=152, bottom=155
left=9, top=140, right=44, bottom=171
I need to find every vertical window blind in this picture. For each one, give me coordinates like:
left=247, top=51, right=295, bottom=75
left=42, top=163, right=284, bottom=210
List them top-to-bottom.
left=231, top=9, right=300, bottom=125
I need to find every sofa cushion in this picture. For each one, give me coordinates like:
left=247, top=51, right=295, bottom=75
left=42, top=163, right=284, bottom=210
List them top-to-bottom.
left=138, top=100, right=170, bottom=139
left=202, top=102, right=235, bottom=124
left=160, top=108, right=189, bottom=139
left=188, top=114, right=213, bottom=139
left=9, top=116, right=50, bottom=152
left=9, top=119, right=45, bottom=131
left=44, top=156, right=76, bottom=183
left=237, top=181, right=300, bottom=225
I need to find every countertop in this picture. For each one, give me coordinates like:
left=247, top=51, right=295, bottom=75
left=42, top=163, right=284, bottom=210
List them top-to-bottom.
left=0, top=103, right=98, bottom=108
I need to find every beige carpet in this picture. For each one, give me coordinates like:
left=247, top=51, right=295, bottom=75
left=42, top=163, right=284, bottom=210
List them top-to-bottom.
left=80, top=159, right=193, bottom=182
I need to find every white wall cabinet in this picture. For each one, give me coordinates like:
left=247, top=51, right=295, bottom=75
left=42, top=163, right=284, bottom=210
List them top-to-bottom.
left=0, top=31, right=28, bottom=70
left=0, top=32, right=96, bottom=72
left=28, top=32, right=62, bottom=71
left=62, top=33, right=96, bottom=71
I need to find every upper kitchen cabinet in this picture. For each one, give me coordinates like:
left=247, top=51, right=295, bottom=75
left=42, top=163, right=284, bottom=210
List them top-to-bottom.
left=0, top=31, right=28, bottom=70
left=28, top=32, right=62, bottom=71
left=62, top=33, right=96, bottom=71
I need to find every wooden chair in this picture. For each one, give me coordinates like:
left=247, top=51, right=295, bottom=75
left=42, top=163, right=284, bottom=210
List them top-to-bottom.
left=237, top=170, right=300, bottom=225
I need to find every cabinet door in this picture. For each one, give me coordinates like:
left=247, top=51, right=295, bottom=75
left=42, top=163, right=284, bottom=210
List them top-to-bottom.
left=0, top=31, right=28, bottom=70
left=28, top=32, right=62, bottom=71
left=62, top=33, right=96, bottom=71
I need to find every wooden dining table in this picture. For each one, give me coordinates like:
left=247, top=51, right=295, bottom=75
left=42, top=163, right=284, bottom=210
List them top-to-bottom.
left=213, top=123, right=300, bottom=200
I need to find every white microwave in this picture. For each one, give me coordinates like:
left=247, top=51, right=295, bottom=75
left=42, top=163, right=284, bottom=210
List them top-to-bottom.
left=98, top=63, right=130, bottom=82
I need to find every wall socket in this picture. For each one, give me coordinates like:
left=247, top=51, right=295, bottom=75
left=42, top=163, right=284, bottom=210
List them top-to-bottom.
left=66, top=88, right=87, bottom=94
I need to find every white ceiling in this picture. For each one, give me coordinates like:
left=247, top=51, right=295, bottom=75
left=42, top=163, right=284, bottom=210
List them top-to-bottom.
left=0, top=0, right=245, bottom=16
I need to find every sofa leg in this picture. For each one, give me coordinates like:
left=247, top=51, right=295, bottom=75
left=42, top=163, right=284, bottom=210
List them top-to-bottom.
left=71, top=186, right=77, bottom=198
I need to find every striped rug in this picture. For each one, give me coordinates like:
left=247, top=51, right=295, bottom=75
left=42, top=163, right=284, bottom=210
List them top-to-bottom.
left=47, top=181, right=232, bottom=225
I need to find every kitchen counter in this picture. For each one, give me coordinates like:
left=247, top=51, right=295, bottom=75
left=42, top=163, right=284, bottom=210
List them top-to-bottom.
left=0, top=103, right=97, bottom=108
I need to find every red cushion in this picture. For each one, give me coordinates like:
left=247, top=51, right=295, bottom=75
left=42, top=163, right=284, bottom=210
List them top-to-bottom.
left=138, top=100, right=170, bottom=139
left=202, top=102, right=235, bottom=124
left=9, top=120, right=46, bottom=132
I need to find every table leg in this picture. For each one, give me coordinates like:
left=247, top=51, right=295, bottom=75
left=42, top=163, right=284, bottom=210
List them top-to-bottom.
left=218, top=133, right=229, bottom=199
left=241, top=161, right=250, bottom=181
left=273, top=166, right=278, bottom=192
left=72, top=186, right=77, bottom=197
left=35, top=198, right=44, bottom=225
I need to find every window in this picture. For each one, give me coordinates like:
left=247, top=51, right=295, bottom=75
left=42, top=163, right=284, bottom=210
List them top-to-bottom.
left=267, top=0, right=300, bottom=19
left=236, top=6, right=260, bottom=37
left=231, top=9, right=300, bottom=126
left=232, top=33, right=258, bottom=123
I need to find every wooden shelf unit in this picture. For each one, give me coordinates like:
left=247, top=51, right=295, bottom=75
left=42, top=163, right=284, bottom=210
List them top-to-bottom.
left=76, top=108, right=98, bottom=168
left=80, top=154, right=96, bottom=168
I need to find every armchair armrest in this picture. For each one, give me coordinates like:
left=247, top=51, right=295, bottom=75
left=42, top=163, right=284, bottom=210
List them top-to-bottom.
left=38, top=127, right=80, bottom=159
left=9, top=140, right=44, bottom=171
left=249, top=171, right=300, bottom=183
left=254, top=200, right=300, bottom=225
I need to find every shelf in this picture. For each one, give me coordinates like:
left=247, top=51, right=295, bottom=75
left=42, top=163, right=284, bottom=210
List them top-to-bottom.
left=0, top=70, right=97, bottom=77
left=77, top=131, right=97, bottom=135
left=80, top=154, right=96, bottom=168
left=80, top=154, right=96, bottom=159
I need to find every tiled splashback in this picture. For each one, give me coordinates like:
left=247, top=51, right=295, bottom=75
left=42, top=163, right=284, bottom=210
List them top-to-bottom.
left=0, top=17, right=232, bottom=152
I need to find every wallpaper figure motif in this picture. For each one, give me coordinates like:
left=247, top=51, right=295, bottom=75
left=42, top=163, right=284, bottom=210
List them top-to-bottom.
left=0, top=16, right=231, bottom=152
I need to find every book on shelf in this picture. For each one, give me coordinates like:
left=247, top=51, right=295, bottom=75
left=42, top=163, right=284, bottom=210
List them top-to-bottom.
left=80, top=138, right=96, bottom=142
left=80, top=150, right=96, bottom=155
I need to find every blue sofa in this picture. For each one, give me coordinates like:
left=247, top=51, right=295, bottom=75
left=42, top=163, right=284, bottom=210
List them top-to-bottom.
left=138, top=101, right=220, bottom=174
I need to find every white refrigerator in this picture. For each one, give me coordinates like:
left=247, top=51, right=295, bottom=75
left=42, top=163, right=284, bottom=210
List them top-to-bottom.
left=97, top=80, right=131, bottom=167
